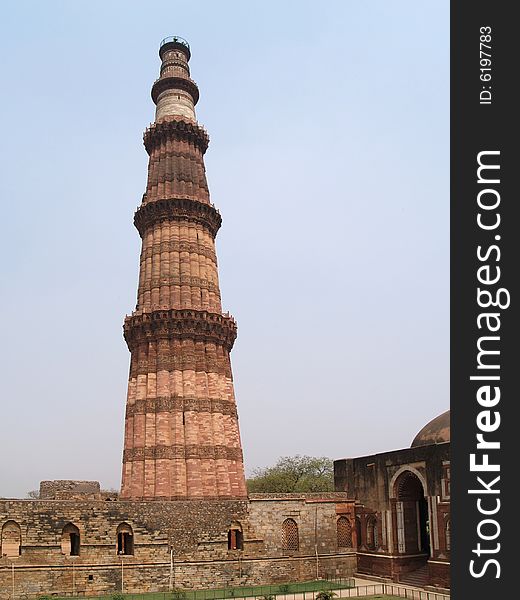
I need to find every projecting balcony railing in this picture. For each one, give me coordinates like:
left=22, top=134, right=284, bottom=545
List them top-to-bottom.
left=160, top=36, right=190, bottom=50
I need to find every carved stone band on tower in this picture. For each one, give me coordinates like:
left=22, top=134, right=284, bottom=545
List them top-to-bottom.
left=120, top=37, right=247, bottom=500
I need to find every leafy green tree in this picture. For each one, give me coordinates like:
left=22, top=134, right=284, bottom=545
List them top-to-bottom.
left=246, top=455, right=334, bottom=493
left=316, top=592, right=337, bottom=600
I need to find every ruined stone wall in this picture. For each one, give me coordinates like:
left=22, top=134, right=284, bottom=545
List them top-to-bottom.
left=39, top=481, right=102, bottom=501
left=0, top=496, right=355, bottom=598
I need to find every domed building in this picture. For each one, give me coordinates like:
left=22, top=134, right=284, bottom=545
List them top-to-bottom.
left=411, top=410, right=450, bottom=448
left=334, top=411, right=451, bottom=590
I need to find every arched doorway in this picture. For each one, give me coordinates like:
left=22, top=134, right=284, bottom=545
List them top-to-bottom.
left=394, top=471, right=430, bottom=557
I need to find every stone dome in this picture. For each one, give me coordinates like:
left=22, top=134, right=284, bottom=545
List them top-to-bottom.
left=411, top=410, right=450, bottom=447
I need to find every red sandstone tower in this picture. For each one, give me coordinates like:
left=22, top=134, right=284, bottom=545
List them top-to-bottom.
left=120, top=37, right=247, bottom=500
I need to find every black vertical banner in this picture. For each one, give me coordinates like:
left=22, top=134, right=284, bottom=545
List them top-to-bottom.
left=451, top=2, right=517, bottom=597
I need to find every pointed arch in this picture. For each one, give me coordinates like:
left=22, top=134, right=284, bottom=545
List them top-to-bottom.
left=389, top=465, right=428, bottom=499
left=393, top=470, right=430, bottom=556
left=337, top=516, right=352, bottom=548
left=355, top=516, right=362, bottom=549
left=366, top=516, right=377, bottom=550
left=282, top=518, right=299, bottom=552
left=1, top=520, right=21, bottom=558
left=227, top=521, right=243, bottom=550
left=117, top=522, right=134, bottom=555
left=61, top=523, right=80, bottom=556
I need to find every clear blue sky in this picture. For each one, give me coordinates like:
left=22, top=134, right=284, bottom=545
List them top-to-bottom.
left=0, top=1, right=449, bottom=498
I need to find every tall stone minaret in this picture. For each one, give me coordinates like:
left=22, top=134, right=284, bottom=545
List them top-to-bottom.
left=120, top=37, right=247, bottom=500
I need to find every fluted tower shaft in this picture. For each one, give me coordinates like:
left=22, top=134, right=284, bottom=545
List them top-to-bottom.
left=120, top=37, right=247, bottom=500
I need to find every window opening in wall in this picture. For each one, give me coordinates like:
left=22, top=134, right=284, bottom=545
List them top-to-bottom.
left=337, top=516, right=352, bottom=548
left=355, top=517, right=362, bottom=549
left=282, top=518, right=299, bottom=552
left=366, top=518, right=376, bottom=550
left=1, top=520, right=21, bottom=557
left=227, top=522, right=243, bottom=550
left=61, top=523, right=80, bottom=556
left=117, top=523, right=134, bottom=555
left=70, top=532, right=80, bottom=556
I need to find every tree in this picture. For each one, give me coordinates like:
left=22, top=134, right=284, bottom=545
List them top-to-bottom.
left=246, top=455, right=334, bottom=493
left=26, top=490, right=40, bottom=499
left=316, top=592, right=337, bottom=600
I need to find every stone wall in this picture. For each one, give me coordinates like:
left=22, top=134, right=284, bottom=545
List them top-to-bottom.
left=39, top=481, right=102, bottom=501
left=0, top=495, right=356, bottom=598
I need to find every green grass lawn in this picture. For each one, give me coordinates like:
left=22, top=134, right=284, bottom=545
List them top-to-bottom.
left=147, top=579, right=352, bottom=600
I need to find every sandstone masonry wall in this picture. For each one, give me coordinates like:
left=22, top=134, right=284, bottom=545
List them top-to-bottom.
left=0, top=496, right=355, bottom=598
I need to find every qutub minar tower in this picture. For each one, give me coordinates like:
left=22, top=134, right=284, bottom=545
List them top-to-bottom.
left=120, top=36, right=247, bottom=500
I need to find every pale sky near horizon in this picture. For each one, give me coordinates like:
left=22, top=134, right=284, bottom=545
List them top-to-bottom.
left=0, top=0, right=449, bottom=498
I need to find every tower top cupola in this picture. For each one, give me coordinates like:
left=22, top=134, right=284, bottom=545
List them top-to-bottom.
left=152, top=36, right=199, bottom=122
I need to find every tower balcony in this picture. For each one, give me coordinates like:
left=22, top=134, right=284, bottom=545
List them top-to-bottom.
left=159, top=35, right=191, bottom=60
left=160, top=36, right=190, bottom=51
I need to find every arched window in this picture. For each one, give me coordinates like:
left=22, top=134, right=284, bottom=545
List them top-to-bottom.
left=337, top=516, right=352, bottom=548
left=355, top=517, right=362, bottom=548
left=366, top=517, right=376, bottom=550
left=282, top=518, right=299, bottom=552
left=445, top=519, right=451, bottom=551
left=1, top=521, right=21, bottom=557
left=227, top=521, right=244, bottom=550
left=61, top=523, right=80, bottom=556
left=117, top=523, right=134, bottom=555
